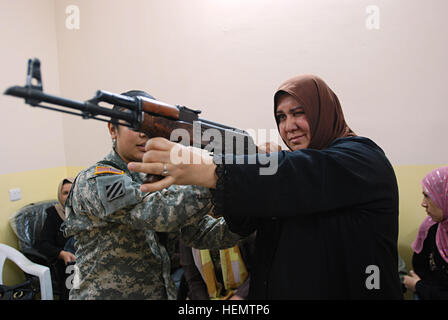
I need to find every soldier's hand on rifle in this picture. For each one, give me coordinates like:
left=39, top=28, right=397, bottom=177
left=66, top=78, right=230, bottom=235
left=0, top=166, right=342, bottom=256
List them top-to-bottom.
left=128, top=137, right=217, bottom=193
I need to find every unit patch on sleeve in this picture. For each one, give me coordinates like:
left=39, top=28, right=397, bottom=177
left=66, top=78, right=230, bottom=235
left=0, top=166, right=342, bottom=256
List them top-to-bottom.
left=96, top=174, right=140, bottom=216
left=105, top=180, right=125, bottom=201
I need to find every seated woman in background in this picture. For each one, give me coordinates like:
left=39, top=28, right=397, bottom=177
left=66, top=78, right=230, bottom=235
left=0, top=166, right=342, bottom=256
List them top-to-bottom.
left=403, top=166, right=448, bottom=299
left=38, top=177, right=76, bottom=300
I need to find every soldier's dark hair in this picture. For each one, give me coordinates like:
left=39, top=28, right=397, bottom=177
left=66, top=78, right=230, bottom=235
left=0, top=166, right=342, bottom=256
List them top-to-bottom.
left=110, top=90, right=156, bottom=130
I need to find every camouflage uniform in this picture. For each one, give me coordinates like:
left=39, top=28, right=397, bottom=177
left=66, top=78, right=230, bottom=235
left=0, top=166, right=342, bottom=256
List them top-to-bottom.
left=63, top=150, right=240, bottom=300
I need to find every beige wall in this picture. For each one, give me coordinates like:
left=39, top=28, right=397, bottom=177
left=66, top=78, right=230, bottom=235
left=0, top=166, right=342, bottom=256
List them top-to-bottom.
left=0, top=0, right=447, bottom=294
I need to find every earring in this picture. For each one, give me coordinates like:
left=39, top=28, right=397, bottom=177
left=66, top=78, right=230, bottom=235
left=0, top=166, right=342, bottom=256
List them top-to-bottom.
left=112, top=138, right=117, bottom=149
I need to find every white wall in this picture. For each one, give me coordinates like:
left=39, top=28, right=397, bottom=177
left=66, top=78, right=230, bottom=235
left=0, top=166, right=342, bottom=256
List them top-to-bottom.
left=0, top=0, right=64, bottom=174
left=0, top=0, right=447, bottom=168
left=51, top=0, right=447, bottom=167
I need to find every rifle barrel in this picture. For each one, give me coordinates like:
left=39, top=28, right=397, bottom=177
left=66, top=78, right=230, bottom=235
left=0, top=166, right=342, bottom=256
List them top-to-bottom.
left=4, top=85, right=138, bottom=126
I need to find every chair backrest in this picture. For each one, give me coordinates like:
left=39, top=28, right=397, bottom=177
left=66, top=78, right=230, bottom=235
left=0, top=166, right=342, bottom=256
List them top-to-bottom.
left=9, top=200, right=58, bottom=251
left=0, top=243, right=53, bottom=299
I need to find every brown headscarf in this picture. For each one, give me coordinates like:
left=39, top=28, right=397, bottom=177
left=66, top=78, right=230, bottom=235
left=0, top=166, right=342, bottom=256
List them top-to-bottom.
left=274, top=74, right=356, bottom=150
left=54, top=177, right=74, bottom=221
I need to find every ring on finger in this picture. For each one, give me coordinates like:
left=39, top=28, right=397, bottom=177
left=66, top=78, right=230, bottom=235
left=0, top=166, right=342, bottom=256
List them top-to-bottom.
left=162, top=163, right=168, bottom=176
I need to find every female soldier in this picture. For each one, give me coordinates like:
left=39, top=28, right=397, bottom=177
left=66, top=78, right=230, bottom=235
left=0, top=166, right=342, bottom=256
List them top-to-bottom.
left=128, top=75, right=403, bottom=299
left=63, top=90, right=240, bottom=300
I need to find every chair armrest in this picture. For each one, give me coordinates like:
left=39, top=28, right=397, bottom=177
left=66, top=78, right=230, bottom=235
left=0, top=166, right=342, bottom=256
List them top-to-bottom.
left=0, top=244, right=53, bottom=300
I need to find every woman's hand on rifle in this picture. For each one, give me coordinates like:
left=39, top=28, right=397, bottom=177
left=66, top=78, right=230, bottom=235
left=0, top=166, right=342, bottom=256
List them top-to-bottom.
left=128, top=137, right=217, bottom=193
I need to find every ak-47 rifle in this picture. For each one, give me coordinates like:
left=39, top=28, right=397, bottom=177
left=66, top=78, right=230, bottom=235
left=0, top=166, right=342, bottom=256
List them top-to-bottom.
left=4, top=58, right=257, bottom=158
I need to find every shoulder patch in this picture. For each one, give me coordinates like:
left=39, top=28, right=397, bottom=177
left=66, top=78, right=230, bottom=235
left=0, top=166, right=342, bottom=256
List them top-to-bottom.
left=94, top=166, right=124, bottom=175
left=96, top=174, right=140, bottom=216
left=105, top=179, right=125, bottom=201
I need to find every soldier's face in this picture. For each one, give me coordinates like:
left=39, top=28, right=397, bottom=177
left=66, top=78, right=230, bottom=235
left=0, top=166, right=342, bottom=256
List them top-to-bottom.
left=108, top=123, right=148, bottom=163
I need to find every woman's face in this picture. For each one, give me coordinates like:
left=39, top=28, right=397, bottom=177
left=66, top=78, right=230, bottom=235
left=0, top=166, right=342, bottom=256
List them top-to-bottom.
left=275, top=94, right=311, bottom=151
left=108, top=123, right=148, bottom=163
left=61, top=183, right=72, bottom=207
left=421, top=191, right=444, bottom=222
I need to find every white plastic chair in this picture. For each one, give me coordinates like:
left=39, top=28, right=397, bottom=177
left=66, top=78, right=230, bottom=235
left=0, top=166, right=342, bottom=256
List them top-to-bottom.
left=0, top=243, right=53, bottom=300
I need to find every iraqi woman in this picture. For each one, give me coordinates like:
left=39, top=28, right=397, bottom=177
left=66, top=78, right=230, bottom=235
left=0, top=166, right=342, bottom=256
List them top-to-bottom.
left=128, top=75, right=403, bottom=299
left=404, top=166, right=448, bottom=299
left=38, top=177, right=76, bottom=299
